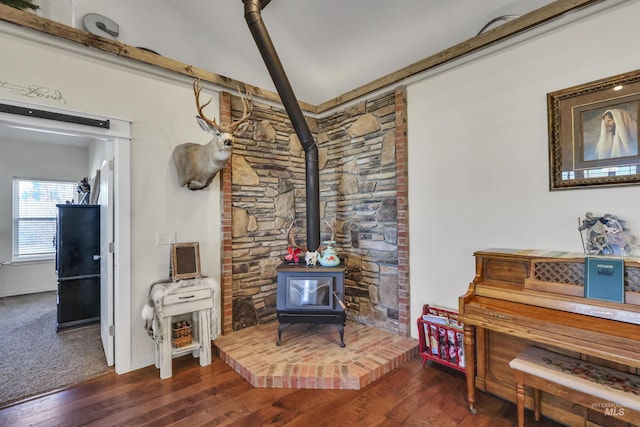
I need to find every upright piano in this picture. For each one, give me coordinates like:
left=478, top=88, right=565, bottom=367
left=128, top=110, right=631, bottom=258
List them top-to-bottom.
left=459, top=249, right=640, bottom=426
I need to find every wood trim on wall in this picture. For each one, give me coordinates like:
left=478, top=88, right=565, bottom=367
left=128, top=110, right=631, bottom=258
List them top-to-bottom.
left=0, top=0, right=604, bottom=114
left=314, top=0, right=605, bottom=113
left=0, top=4, right=312, bottom=113
left=395, top=86, right=410, bottom=337
left=219, top=91, right=234, bottom=335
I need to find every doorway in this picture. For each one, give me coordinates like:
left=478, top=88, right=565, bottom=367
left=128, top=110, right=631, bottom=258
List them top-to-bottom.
left=0, top=98, right=131, bottom=375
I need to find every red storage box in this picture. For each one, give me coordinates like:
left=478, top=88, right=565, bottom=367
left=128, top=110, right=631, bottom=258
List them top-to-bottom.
left=417, top=304, right=466, bottom=372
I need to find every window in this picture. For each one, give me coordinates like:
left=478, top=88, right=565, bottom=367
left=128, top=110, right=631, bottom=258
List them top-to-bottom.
left=12, top=178, right=76, bottom=261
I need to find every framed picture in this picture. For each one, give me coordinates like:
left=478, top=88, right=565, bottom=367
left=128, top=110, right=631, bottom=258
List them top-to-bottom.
left=548, top=69, right=640, bottom=190
left=171, top=242, right=201, bottom=280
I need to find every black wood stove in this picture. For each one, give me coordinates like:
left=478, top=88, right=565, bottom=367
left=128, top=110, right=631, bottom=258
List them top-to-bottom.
left=276, top=264, right=346, bottom=347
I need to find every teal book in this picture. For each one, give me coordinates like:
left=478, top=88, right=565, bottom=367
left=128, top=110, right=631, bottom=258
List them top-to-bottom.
left=584, top=257, right=625, bottom=303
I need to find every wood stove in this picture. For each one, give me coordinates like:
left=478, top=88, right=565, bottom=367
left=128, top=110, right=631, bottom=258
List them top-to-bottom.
left=276, top=264, right=346, bottom=347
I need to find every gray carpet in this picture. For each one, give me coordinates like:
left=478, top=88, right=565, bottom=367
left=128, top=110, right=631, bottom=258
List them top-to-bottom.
left=0, top=291, right=111, bottom=407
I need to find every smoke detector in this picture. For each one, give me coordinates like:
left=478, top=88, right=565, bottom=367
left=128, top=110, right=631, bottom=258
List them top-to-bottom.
left=82, top=13, right=119, bottom=40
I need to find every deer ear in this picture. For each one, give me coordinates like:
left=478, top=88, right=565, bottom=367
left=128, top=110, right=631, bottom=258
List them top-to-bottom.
left=196, top=116, right=220, bottom=133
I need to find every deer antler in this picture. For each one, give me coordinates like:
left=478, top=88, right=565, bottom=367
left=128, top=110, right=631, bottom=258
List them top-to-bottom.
left=193, top=79, right=219, bottom=129
left=193, top=80, right=253, bottom=133
left=229, top=85, right=254, bottom=133
left=317, top=218, right=337, bottom=253
left=325, top=218, right=336, bottom=242
left=286, top=221, right=306, bottom=251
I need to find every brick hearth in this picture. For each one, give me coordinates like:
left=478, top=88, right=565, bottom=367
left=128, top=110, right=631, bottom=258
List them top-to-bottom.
left=214, top=321, right=418, bottom=390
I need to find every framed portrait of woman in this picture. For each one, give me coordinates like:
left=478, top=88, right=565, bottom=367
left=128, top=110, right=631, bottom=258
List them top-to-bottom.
left=548, top=69, right=640, bottom=190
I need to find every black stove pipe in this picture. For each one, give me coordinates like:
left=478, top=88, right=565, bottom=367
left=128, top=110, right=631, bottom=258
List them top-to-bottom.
left=243, top=0, right=320, bottom=252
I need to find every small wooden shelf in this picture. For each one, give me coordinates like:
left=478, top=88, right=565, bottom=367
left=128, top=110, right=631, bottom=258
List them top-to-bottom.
left=172, top=341, right=201, bottom=356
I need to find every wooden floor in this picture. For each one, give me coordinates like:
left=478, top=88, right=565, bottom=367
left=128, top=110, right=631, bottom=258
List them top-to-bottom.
left=0, top=355, right=564, bottom=427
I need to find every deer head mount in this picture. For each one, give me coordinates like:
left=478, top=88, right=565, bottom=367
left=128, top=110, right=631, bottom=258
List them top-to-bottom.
left=173, top=79, right=253, bottom=191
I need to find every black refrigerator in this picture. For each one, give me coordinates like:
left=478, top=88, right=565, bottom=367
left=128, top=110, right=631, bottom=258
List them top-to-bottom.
left=55, top=204, right=101, bottom=332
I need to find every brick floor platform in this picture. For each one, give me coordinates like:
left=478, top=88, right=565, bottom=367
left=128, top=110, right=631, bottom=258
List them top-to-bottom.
left=214, top=321, right=418, bottom=390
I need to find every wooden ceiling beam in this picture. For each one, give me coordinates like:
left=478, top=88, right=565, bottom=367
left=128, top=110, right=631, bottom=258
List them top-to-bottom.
left=0, top=0, right=606, bottom=115
left=315, top=0, right=605, bottom=113
left=0, top=4, right=312, bottom=111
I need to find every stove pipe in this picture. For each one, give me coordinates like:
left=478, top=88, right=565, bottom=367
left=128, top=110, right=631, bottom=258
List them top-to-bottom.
left=243, top=0, right=320, bottom=252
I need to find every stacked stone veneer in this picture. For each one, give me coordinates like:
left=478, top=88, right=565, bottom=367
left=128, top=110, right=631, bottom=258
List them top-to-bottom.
left=228, top=88, right=406, bottom=335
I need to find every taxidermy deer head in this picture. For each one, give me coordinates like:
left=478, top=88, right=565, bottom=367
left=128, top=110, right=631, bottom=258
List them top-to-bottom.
left=173, top=79, right=253, bottom=191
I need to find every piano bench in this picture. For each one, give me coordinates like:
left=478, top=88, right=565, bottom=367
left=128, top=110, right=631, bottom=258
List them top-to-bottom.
left=509, top=346, right=640, bottom=427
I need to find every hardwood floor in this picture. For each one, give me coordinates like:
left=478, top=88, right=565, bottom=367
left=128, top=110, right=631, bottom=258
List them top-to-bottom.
left=0, top=355, right=564, bottom=427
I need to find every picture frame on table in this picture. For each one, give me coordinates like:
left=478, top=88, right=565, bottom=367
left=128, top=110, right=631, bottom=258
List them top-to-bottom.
left=548, top=69, right=640, bottom=190
left=171, top=242, right=201, bottom=280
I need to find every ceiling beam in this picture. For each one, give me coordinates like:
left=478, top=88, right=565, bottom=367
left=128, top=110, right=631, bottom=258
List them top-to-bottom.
left=0, top=0, right=608, bottom=114
left=315, top=0, right=606, bottom=113
left=0, top=4, right=310, bottom=111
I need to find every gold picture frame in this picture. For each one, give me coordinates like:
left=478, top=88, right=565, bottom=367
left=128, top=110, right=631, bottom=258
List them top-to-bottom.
left=548, top=69, right=640, bottom=190
left=171, top=242, right=201, bottom=280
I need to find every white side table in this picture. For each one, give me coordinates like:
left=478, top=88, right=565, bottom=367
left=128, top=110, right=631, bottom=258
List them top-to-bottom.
left=155, top=283, right=213, bottom=379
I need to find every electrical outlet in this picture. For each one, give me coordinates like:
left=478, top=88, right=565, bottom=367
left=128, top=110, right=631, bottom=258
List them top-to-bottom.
left=156, top=232, right=175, bottom=245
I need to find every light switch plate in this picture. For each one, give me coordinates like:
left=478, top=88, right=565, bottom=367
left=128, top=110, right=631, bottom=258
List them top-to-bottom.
left=156, top=232, right=175, bottom=245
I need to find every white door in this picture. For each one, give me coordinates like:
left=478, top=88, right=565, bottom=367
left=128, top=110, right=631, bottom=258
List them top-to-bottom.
left=99, top=158, right=115, bottom=366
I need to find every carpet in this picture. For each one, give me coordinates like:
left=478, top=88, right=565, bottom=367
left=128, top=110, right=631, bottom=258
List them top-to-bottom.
left=0, top=291, right=111, bottom=407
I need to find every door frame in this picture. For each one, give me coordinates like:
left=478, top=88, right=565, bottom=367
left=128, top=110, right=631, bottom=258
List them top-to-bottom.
left=0, top=98, right=132, bottom=374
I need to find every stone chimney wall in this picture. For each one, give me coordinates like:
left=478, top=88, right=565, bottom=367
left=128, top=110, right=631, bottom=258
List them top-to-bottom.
left=230, top=89, right=402, bottom=334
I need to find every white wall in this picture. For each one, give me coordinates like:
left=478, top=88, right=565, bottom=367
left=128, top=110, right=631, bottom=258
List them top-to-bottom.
left=407, top=1, right=640, bottom=336
left=0, top=24, right=223, bottom=370
left=0, top=139, right=88, bottom=296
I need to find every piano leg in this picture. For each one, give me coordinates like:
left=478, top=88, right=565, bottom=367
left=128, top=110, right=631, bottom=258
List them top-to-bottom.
left=463, top=324, right=477, bottom=414
left=515, top=370, right=525, bottom=427
left=534, top=388, right=541, bottom=421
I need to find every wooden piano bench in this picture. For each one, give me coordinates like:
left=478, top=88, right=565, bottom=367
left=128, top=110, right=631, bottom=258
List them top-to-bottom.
left=509, top=346, right=640, bottom=427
